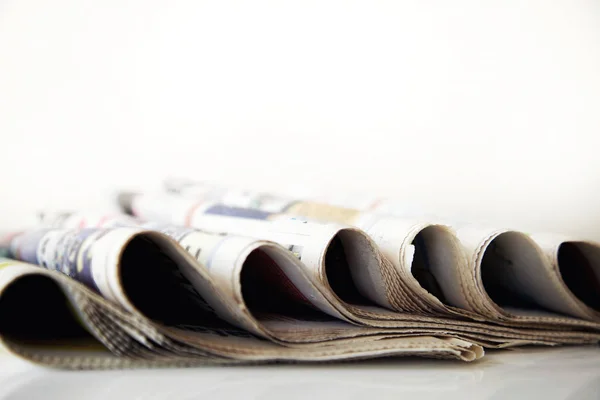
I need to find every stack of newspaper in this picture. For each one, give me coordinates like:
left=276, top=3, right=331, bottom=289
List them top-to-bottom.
left=1, top=178, right=599, bottom=369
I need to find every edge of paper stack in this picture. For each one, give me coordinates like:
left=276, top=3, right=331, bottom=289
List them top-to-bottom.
left=1, top=178, right=599, bottom=369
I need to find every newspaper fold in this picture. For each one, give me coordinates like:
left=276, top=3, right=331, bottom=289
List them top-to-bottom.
left=155, top=180, right=600, bottom=326
left=111, top=192, right=600, bottom=348
left=28, top=215, right=546, bottom=347
left=0, top=228, right=485, bottom=368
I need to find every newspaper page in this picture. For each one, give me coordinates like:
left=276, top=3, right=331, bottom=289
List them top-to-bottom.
left=152, top=182, right=600, bottom=328
left=113, top=196, right=600, bottom=347
left=37, top=211, right=600, bottom=348
left=31, top=214, right=526, bottom=346
left=1, top=226, right=486, bottom=367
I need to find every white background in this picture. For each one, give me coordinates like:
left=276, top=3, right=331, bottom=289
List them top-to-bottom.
left=1, top=0, right=599, bottom=239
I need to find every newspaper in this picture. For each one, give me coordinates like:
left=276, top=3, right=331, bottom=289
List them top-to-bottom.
left=162, top=178, right=429, bottom=216
left=5, top=180, right=598, bottom=369
left=156, top=180, right=600, bottom=327
left=157, top=181, right=600, bottom=324
left=244, top=183, right=600, bottom=323
left=113, top=193, right=600, bottom=349
left=28, top=214, right=535, bottom=347
left=0, top=227, right=485, bottom=368
left=526, top=233, right=600, bottom=319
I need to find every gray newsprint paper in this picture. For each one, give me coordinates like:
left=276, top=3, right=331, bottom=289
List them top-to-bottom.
left=114, top=183, right=600, bottom=342
left=0, top=226, right=484, bottom=369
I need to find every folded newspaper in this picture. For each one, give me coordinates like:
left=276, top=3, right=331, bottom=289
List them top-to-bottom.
left=1, top=179, right=598, bottom=369
left=0, top=228, right=483, bottom=369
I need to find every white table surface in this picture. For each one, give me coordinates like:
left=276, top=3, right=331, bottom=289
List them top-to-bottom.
left=0, top=346, right=598, bottom=400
